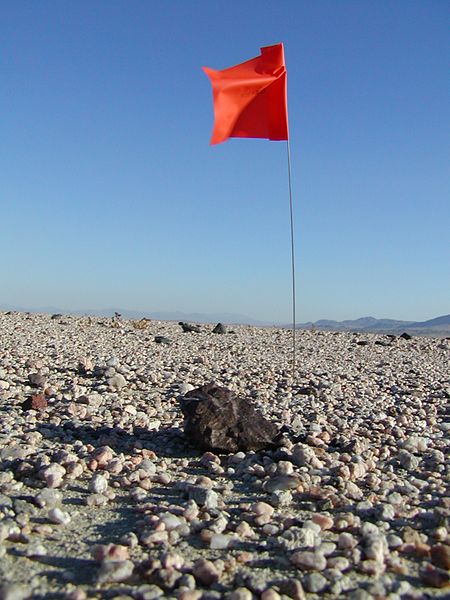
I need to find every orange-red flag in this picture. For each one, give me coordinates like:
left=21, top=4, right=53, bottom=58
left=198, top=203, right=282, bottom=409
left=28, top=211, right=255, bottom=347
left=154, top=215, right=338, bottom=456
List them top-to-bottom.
left=203, top=43, right=289, bottom=145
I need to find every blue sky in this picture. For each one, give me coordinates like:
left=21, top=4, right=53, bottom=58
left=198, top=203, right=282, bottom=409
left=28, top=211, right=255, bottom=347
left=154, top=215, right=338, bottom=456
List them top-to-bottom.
left=1, top=0, right=449, bottom=323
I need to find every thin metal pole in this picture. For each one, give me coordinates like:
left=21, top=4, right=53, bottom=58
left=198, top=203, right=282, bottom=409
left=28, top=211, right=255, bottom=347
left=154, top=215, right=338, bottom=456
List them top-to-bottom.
left=286, top=140, right=296, bottom=376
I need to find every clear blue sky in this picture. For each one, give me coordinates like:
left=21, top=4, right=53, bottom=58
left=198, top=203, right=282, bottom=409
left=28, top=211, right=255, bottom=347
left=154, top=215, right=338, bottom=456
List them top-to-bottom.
left=1, top=1, right=449, bottom=323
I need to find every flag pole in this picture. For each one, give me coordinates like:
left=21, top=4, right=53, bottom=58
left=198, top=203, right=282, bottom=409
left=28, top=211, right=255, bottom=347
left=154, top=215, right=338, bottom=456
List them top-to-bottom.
left=286, top=139, right=296, bottom=376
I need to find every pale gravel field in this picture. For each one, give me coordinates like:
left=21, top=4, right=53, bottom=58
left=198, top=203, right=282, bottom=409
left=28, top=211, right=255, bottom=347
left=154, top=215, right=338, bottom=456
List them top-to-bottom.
left=0, top=311, right=449, bottom=600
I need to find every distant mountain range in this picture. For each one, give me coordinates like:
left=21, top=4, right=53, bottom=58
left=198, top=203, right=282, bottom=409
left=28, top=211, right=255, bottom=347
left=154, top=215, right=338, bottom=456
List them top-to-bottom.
left=1, top=303, right=449, bottom=336
left=297, top=314, right=450, bottom=337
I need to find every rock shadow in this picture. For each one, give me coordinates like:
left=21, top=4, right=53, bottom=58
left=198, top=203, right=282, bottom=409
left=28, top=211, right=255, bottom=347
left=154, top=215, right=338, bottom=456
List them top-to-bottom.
left=36, top=422, right=199, bottom=459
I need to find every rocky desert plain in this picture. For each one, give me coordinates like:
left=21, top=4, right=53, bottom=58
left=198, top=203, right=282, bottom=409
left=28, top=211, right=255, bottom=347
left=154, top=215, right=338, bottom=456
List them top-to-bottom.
left=0, top=310, right=449, bottom=600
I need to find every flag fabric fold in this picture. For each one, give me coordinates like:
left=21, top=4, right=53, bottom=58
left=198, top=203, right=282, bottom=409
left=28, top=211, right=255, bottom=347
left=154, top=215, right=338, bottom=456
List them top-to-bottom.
left=203, top=43, right=289, bottom=145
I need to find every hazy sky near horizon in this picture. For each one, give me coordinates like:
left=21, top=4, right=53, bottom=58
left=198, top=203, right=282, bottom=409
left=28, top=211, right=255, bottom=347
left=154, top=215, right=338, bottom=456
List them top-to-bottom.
left=1, top=1, right=449, bottom=323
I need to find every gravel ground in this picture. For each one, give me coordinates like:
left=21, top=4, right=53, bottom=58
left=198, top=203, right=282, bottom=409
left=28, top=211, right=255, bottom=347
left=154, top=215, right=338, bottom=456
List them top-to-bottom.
left=0, top=311, right=449, bottom=600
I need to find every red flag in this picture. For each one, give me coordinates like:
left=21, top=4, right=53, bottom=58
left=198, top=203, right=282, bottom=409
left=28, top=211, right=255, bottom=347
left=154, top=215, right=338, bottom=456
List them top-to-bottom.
left=203, top=43, right=289, bottom=145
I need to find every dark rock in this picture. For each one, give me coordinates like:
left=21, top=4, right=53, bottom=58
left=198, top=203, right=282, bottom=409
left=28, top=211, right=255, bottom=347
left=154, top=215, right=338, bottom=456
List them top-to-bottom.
left=51, top=313, right=63, bottom=319
left=178, top=322, right=201, bottom=333
left=212, top=323, right=226, bottom=334
left=400, top=332, right=412, bottom=340
left=154, top=336, right=172, bottom=345
left=356, top=340, right=369, bottom=346
left=28, top=373, right=47, bottom=388
left=180, top=382, right=279, bottom=453
left=23, top=394, right=48, bottom=411
left=430, top=544, right=450, bottom=570
left=149, top=567, right=182, bottom=591
left=279, top=579, right=306, bottom=600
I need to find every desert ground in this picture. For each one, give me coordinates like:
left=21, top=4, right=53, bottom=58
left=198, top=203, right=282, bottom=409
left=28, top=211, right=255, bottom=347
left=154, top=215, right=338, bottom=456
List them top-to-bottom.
left=0, top=311, right=448, bottom=600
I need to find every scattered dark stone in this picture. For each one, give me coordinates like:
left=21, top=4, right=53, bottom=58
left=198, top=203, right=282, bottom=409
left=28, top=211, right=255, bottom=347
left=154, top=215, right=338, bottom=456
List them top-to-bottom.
left=51, top=313, right=63, bottom=319
left=178, top=322, right=201, bottom=333
left=212, top=322, right=226, bottom=334
left=400, top=332, right=412, bottom=340
left=154, top=336, right=172, bottom=345
left=356, top=340, right=369, bottom=346
left=375, top=340, right=390, bottom=346
left=28, top=372, right=47, bottom=388
left=180, top=381, right=279, bottom=453
left=297, top=386, right=317, bottom=396
left=23, top=394, right=48, bottom=411
left=430, top=544, right=450, bottom=570
left=149, top=567, right=182, bottom=591
left=279, top=578, right=306, bottom=599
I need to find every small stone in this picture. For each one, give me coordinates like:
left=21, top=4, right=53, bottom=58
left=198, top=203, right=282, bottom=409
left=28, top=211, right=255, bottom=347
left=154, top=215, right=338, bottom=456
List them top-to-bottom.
left=179, top=322, right=201, bottom=333
left=212, top=323, right=226, bottom=334
left=154, top=336, right=172, bottom=345
left=106, top=356, right=120, bottom=367
left=77, top=357, right=94, bottom=372
left=28, top=372, right=47, bottom=388
left=107, top=373, right=127, bottom=389
left=179, top=382, right=195, bottom=395
left=22, top=394, right=47, bottom=411
left=291, top=443, right=316, bottom=466
left=91, top=446, right=113, bottom=467
left=398, top=449, right=420, bottom=470
left=139, top=458, right=157, bottom=475
left=39, top=463, right=66, bottom=488
left=89, top=473, right=108, bottom=494
left=263, top=474, right=300, bottom=493
left=188, top=486, right=218, bottom=509
left=35, top=488, right=62, bottom=509
left=270, top=490, right=292, bottom=507
left=86, top=493, right=108, bottom=507
left=251, top=501, right=274, bottom=518
left=48, top=507, right=71, bottom=525
left=159, top=513, right=182, bottom=531
left=312, top=514, right=334, bottom=530
left=280, top=526, right=316, bottom=550
left=338, top=532, right=358, bottom=550
left=210, top=534, right=234, bottom=550
left=363, top=534, right=387, bottom=563
left=386, top=534, right=403, bottom=549
left=25, top=542, right=47, bottom=558
left=320, top=542, right=337, bottom=556
left=92, top=543, right=129, bottom=562
left=430, top=544, right=450, bottom=570
left=291, top=551, right=327, bottom=571
left=160, top=552, right=184, bottom=570
left=327, top=556, right=350, bottom=571
left=192, top=558, right=219, bottom=586
left=97, top=559, right=134, bottom=583
left=303, top=572, right=328, bottom=593
left=278, top=579, right=306, bottom=600
left=0, top=584, right=28, bottom=600
left=135, top=585, right=165, bottom=600
left=64, top=588, right=87, bottom=600
left=229, top=588, right=252, bottom=600
left=261, top=590, right=281, bottom=600
left=347, top=590, right=373, bottom=600
left=177, top=592, right=202, bottom=600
